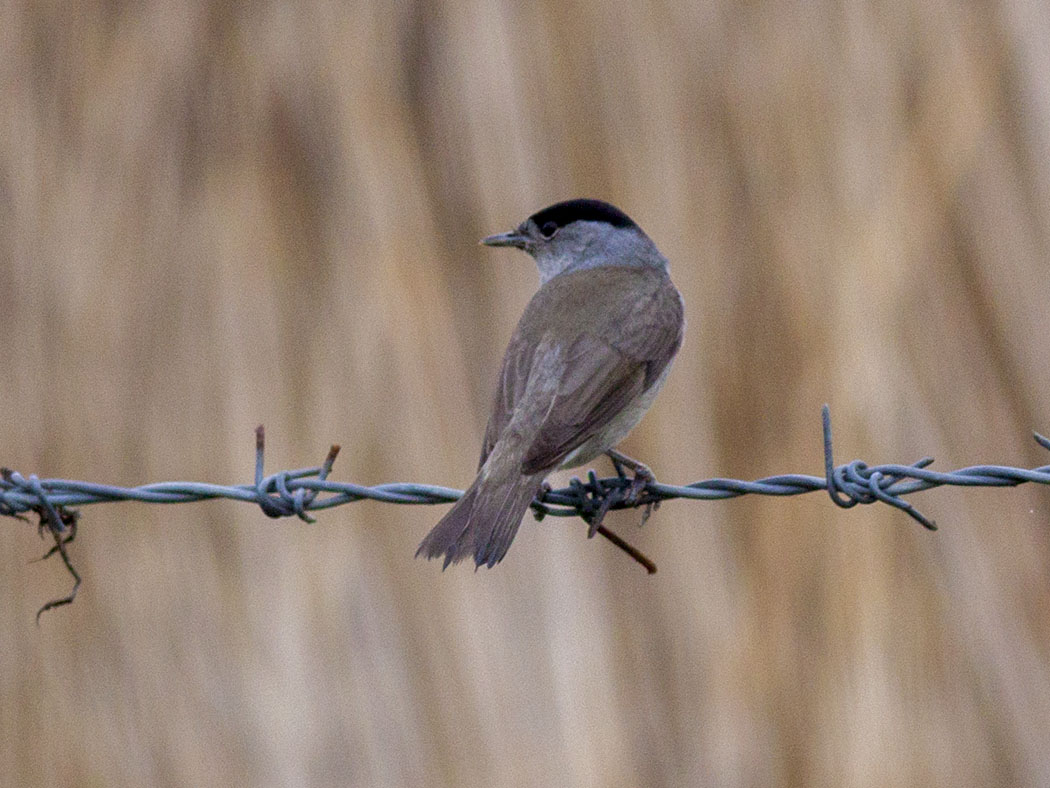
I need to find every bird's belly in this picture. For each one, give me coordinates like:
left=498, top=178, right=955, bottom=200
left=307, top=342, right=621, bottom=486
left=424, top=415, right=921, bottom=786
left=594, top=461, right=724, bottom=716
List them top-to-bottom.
left=555, top=365, right=671, bottom=470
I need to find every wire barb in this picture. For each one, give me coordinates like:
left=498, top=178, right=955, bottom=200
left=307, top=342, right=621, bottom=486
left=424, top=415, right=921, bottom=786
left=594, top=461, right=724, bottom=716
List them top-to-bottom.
left=4, top=406, right=1050, bottom=615
left=821, top=406, right=938, bottom=530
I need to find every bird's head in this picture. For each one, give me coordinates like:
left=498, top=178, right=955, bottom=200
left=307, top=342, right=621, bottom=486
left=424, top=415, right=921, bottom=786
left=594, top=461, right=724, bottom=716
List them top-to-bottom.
left=481, top=199, right=667, bottom=283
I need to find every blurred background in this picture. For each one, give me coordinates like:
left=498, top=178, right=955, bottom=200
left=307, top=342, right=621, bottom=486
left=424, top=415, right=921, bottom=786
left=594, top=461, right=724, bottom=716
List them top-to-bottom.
left=2, top=1, right=1050, bottom=785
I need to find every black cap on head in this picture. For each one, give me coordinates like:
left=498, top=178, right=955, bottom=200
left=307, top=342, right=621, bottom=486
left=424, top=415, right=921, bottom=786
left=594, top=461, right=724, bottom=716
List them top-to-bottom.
left=527, top=199, right=637, bottom=233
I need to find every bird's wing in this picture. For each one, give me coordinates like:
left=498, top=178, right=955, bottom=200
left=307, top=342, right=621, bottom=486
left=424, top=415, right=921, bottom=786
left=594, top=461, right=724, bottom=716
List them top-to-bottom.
left=480, top=267, right=683, bottom=472
left=521, top=279, right=683, bottom=473
left=518, top=315, right=680, bottom=472
left=479, top=332, right=535, bottom=469
left=518, top=334, right=647, bottom=473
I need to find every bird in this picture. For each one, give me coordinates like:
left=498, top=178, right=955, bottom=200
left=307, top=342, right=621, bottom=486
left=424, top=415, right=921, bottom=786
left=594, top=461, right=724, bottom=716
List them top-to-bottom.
left=416, top=198, right=684, bottom=569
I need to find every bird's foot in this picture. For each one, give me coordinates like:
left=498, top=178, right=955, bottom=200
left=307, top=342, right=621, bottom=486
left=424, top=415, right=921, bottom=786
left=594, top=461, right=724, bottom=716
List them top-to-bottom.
left=606, top=449, right=655, bottom=506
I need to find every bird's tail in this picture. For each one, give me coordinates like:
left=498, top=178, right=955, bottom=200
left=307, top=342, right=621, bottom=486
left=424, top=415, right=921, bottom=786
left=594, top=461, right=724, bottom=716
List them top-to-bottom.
left=416, top=461, right=544, bottom=569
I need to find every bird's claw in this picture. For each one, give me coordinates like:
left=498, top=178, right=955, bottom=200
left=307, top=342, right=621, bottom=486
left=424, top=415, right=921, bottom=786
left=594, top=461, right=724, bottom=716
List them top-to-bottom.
left=607, top=451, right=654, bottom=507
left=623, top=465, right=654, bottom=507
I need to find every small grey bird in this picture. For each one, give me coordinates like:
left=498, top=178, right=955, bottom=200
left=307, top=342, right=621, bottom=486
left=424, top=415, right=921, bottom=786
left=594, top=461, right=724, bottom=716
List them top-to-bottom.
left=417, top=199, right=684, bottom=569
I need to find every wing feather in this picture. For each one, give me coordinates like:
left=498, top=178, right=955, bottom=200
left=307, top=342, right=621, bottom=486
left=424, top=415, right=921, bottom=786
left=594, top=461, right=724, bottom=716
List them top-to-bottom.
left=479, top=266, right=684, bottom=474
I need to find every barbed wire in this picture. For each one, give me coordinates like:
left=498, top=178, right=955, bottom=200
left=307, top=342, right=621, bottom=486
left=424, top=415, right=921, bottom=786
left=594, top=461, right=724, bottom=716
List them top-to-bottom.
left=4, top=406, right=1050, bottom=618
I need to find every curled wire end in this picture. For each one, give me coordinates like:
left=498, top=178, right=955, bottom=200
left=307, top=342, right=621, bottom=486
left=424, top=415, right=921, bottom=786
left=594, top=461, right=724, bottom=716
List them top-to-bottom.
left=823, top=405, right=856, bottom=509
left=821, top=406, right=937, bottom=530
left=254, top=425, right=266, bottom=488
left=253, top=426, right=287, bottom=518
left=1034, top=432, right=1050, bottom=452
left=251, top=436, right=345, bottom=523
left=294, top=444, right=342, bottom=519
left=0, top=467, right=24, bottom=519
left=276, top=471, right=314, bottom=523
left=866, top=471, right=938, bottom=531
left=530, top=482, right=553, bottom=521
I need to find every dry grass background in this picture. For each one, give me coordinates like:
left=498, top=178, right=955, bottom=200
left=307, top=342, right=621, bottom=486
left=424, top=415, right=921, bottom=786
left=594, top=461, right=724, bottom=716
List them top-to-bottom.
left=2, top=1, right=1050, bottom=785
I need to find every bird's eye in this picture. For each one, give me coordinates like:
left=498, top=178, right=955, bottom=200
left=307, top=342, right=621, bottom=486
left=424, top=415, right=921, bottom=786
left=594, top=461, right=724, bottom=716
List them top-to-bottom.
left=540, top=221, right=559, bottom=239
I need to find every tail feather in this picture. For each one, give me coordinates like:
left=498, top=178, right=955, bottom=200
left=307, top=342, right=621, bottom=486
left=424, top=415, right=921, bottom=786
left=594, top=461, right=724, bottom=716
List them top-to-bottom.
left=416, top=468, right=543, bottom=569
left=473, top=474, right=542, bottom=568
left=415, top=481, right=482, bottom=568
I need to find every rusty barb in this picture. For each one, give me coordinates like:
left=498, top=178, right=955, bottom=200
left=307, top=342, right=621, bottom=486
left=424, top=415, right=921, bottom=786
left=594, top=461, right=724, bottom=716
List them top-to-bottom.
left=3, top=407, right=1050, bottom=618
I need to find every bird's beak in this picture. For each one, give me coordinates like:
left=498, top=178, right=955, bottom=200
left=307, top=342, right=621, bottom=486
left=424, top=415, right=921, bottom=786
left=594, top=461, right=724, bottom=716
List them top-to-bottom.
left=480, top=230, right=528, bottom=249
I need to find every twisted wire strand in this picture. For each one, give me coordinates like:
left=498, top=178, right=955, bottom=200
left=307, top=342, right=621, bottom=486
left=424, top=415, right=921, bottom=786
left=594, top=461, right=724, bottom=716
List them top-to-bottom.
left=3, top=407, right=1050, bottom=529
left=4, top=407, right=1050, bottom=617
